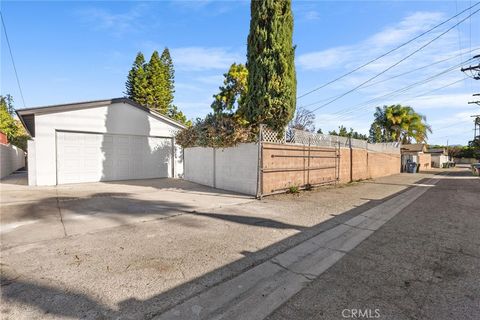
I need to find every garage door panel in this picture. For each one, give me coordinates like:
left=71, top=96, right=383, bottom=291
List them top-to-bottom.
left=56, top=131, right=172, bottom=184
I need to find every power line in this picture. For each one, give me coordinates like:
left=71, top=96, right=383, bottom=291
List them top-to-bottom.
left=454, top=0, right=464, bottom=69
left=296, top=2, right=480, bottom=100
left=305, top=7, right=480, bottom=114
left=0, top=11, right=26, bottom=108
left=298, top=48, right=478, bottom=110
left=319, top=58, right=471, bottom=122
left=316, top=66, right=468, bottom=126
left=330, top=66, right=463, bottom=120
left=331, top=76, right=465, bottom=124
left=401, top=77, right=466, bottom=104
left=434, top=121, right=471, bottom=132
left=434, top=129, right=474, bottom=140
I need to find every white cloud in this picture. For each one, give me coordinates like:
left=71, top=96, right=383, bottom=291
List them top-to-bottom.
left=76, top=4, right=149, bottom=36
left=304, top=10, right=321, bottom=21
left=297, top=11, right=446, bottom=71
left=367, top=12, right=444, bottom=48
left=171, top=47, right=243, bottom=71
left=297, top=47, right=349, bottom=70
left=195, top=74, right=225, bottom=85
left=405, top=93, right=473, bottom=110
left=176, top=99, right=212, bottom=118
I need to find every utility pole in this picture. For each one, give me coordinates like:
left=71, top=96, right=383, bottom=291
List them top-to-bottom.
left=461, top=54, right=480, bottom=80
left=461, top=55, right=480, bottom=147
left=468, top=93, right=480, bottom=106
left=472, top=115, right=480, bottom=144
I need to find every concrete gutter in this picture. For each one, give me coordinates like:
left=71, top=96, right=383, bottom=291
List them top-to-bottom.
left=156, top=177, right=440, bottom=320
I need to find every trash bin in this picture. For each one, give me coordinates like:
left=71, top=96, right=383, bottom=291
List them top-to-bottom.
left=407, top=162, right=417, bottom=173
left=472, top=163, right=480, bottom=176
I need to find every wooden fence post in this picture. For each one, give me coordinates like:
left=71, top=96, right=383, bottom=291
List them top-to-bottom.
left=349, top=136, right=353, bottom=183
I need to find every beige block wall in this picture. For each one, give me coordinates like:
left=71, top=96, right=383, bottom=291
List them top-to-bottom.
left=261, top=143, right=400, bottom=195
left=262, top=143, right=338, bottom=194
left=368, top=152, right=401, bottom=178
left=418, top=153, right=432, bottom=172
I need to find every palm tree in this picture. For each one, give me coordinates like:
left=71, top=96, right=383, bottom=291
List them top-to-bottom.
left=369, top=104, right=431, bottom=144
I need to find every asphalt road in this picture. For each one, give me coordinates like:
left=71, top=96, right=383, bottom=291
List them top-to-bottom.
left=267, top=169, right=480, bottom=320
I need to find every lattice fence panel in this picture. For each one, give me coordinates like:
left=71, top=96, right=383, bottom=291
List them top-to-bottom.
left=260, top=125, right=400, bottom=153
left=261, top=126, right=286, bottom=144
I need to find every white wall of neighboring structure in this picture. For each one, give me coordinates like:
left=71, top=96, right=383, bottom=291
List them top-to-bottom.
left=31, top=102, right=183, bottom=186
left=27, top=140, right=36, bottom=185
left=184, top=143, right=259, bottom=196
left=0, top=144, right=25, bottom=179
left=215, top=144, right=259, bottom=195
left=184, top=147, right=215, bottom=187
left=431, top=154, right=449, bottom=168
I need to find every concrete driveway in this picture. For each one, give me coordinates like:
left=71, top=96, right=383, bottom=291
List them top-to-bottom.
left=1, top=170, right=462, bottom=319
left=0, top=173, right=253, bottom=248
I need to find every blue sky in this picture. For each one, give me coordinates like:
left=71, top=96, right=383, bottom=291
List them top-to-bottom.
left=1, top=1, right=479, bottom=145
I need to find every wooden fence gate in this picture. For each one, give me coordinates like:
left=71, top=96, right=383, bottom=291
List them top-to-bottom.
left=257, top=126, right=340, bottom=197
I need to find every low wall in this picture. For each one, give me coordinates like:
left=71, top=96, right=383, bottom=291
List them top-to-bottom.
left=184, top=141, right=401, bottom=197
left=184, top=143, right=259, bottom=196
left=261, top=143, right=400, bottom=195
left=262, top=143, right=338, bottom=194
left=1, top=144, right=26, bottom=179
left=368, top=151, right=401, bottom=178
left=418, top=153, right=431, bottom=172
left=454, top=157, right=478, bottom=164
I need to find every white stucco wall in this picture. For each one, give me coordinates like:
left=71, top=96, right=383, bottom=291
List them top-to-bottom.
left=32, top=102, right=183, bottom=186
left=27, top=140, right=36, bottom=185
left=183, top=143, right=259, bottom=196
left=215, top=143, right=259, bottom=195
left=0, top=144, right=26, bottom=179
left=184, top=147, right=214, bottom=187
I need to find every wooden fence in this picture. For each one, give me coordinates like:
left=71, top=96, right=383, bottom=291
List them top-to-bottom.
left=258, top=126, right=401, bottom=197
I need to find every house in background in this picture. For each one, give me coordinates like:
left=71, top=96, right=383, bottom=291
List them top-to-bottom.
left=16, top=98, right=184, bottom=186
left=0, top=131, right=26, bottom=178
left=400, top=144, right=431, bottom=172
left=427, top=147, right=450, bottom=168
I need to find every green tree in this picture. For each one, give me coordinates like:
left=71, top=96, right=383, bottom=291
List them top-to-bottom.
left=244, top=0, right=296, bottom=132
left=160, top=48, right=175, bottom=110
left=160, top=48, right=191, bottom=126
left=125, top=50, right=191, bottom=126
left=145, top=50, right=168, bottom=114
left=125, top=52, right=149, bottom=106
left=211, top=63, right=248, bottom=115
left=0, top=95, right=29, bottom=150
left=0, top=96, right=17, bottom=138
left=167, top=105, right=191, bottom=127
left=369, top=105, right=431, bottom=143
left=175, top=113, right=255, bottom=149
left=368, top=122, right=384, bottom=143
left=329, top=125, right=368, bottom=140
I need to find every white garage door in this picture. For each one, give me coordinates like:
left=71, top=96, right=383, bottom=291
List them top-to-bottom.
left=56, top=131, right=173, bottom=184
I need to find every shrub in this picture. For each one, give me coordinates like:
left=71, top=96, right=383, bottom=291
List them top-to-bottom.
left=175, top=113, right=256, bottom=149
left=287, top=185, right=299, bottom=194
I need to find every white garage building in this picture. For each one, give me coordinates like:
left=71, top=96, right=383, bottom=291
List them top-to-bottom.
left=17, top=98, right=185, bottom=186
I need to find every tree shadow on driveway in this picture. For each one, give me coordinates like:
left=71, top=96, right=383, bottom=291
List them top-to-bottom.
left=0, top=179, right=431, bottom=319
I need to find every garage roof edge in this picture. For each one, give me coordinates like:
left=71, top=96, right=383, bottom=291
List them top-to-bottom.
left=15, top=98, right=186, bottom=135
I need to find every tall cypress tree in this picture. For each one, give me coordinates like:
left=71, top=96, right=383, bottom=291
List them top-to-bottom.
left=244, top=0, right=296, bottom=132
left=160, top=48, right=175, bottom=110
left=125, top=50, right=191, bottom=126
left=145, top=50, right=168, bottom=114
left=125, top=52, right=149, bottom=105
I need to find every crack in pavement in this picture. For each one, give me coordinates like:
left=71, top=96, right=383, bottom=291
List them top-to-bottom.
left=55, top=188, right=67, bottom=237
left=269, top=258, right=317, bottom=281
